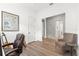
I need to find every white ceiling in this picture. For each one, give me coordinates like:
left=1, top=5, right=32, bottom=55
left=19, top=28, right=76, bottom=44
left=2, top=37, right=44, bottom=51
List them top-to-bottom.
left=0, top=3, right=51, bottom=12
left=24, top=3, right=50, bottom=12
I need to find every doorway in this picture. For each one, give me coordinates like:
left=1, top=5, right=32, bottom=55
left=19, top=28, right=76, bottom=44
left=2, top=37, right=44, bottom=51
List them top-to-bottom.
left=42, top=13, right=65, bottom=40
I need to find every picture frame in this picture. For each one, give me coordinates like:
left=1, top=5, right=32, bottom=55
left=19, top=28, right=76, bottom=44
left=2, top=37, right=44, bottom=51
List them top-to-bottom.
left=1, top=11, right=19, bottom=31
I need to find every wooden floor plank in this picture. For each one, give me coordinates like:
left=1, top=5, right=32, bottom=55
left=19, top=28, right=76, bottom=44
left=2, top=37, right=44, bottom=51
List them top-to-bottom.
left=20, top=41, right=63, bottom=56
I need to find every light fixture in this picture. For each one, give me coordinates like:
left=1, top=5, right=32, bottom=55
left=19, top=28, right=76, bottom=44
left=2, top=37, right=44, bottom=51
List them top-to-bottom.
left=49, top=3, right=53, bottom=6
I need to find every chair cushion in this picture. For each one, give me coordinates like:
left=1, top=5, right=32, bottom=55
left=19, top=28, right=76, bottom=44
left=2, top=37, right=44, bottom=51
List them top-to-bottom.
left=4, top=48, right=17, bottom=56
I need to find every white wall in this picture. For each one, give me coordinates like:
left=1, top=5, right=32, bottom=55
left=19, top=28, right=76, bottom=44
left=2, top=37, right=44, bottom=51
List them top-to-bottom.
left=1, top=3, right=79, bottom=45
left=36, top=3, right=79, bottom=45
left=0, top=4, right=36, bottom=43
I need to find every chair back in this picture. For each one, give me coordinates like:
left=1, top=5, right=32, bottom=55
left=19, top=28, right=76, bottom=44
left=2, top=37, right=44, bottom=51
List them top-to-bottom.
left=64, top=33, right=77, bottom=44
left=13, top=34, right=25, bottom=54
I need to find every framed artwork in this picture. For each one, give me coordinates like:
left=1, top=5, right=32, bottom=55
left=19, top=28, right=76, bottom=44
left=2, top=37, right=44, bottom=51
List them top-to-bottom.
left=1, top=11, right=19, bottom=31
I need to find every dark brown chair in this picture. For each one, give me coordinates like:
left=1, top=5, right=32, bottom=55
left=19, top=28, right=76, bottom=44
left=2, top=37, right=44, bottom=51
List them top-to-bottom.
left=2, top=33, right=26, bottom=56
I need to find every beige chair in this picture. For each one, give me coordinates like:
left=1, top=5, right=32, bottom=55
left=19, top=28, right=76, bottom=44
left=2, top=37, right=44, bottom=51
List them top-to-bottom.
left=56, top=33, right=78, bottom=55
left=63, top=33, right=77, bottom=56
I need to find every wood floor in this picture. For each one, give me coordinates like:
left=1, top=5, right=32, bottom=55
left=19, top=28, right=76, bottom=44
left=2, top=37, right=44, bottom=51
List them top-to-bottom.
left=20, top=41, right=63, bottom=56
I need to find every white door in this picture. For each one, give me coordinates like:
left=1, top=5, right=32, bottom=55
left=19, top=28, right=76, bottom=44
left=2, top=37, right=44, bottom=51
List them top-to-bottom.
left=28, top=16, right=35, bottom=43
left=55, top=20, right=64, bottom=39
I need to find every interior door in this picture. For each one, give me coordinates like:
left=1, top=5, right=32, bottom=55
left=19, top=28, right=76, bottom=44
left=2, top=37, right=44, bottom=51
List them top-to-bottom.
left=28, top=16, right=35, bottom=43
left=55, top=20, right=64, bottom=39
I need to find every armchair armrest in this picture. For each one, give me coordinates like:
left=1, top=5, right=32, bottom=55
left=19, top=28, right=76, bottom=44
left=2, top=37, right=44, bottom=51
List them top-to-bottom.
left=2, top=43, right=13, bottom=47
left=6, top=48, right=18, bottom=56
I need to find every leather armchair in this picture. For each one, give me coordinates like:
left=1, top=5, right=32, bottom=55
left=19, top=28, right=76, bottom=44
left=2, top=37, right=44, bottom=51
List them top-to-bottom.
left=2, top=33, right=26, bottom=56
